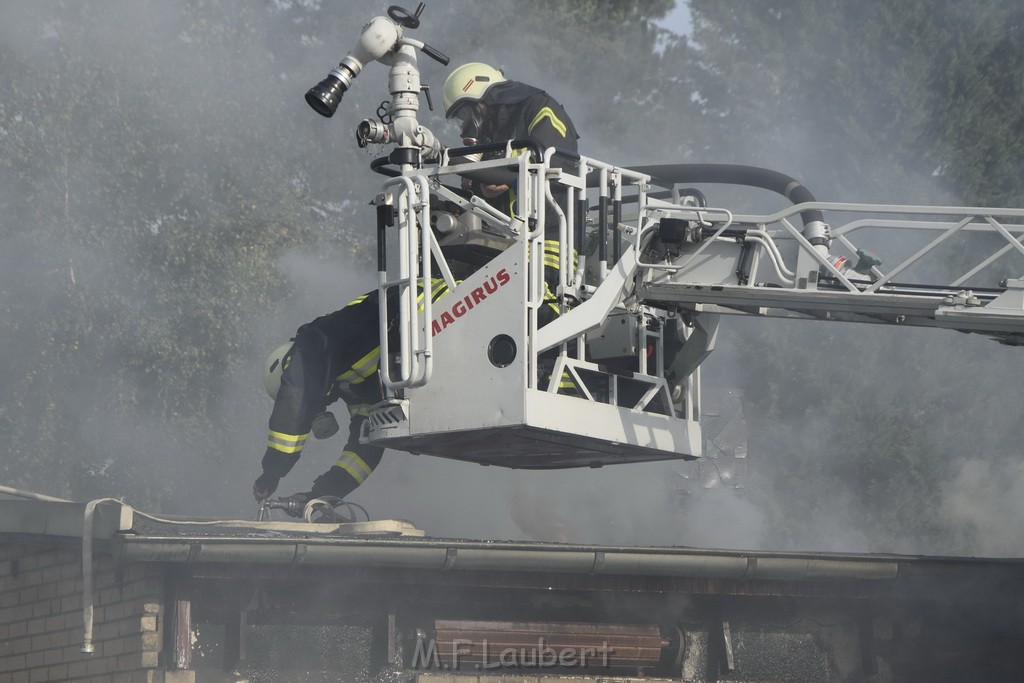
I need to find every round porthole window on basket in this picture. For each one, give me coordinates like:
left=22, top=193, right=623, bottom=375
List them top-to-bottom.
left=487, top=334, right=517, bottom=368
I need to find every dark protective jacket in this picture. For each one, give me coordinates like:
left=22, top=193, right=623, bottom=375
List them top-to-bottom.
left=474, top=81, right=579, bottom=216
left=475, top=81, right=580, bottom=320
left=479, top=81, right=579, bottom=161
left=259, top=282, right=452, bottom=499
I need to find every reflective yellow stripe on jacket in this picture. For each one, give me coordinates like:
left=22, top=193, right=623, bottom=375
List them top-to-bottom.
left=528, top=107, right=568, bottom=138
left=543, top=240, right=579, bottom=271
left=417, top=278, right=452, bottom=311
left=336, top=279, right=452, bottom=387
left=336, top=347, right=381, bottom=386
left=347, top=403, right=372, bottom=417
left=267, top=430, right=309, bottom=455
left=333, top=450, right=374, bottom=484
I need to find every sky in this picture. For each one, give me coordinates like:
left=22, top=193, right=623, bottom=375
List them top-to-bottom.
left=659, top=2, right=693, bottom=35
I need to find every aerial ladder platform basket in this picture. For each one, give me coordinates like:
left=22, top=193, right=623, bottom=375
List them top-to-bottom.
left=364, top=149, right=703, bottom=468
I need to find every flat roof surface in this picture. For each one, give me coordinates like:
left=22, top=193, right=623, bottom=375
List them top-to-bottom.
left=4, top=500, right=1024, bottom=584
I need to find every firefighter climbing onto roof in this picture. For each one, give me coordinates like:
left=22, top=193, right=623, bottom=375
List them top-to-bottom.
left=253, top=285, right=452, bottom=511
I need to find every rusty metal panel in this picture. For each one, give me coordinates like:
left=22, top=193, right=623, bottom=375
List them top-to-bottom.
left=168, top=581, right=192, bottom=670
left=431, top=619, right=665, bottom=671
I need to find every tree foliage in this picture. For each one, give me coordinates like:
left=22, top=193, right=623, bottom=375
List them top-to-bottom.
left=1, top=0, right=1023, bottom=553
left=687, top=0, right=1024, bottom=553
left=688, top=0, right=1024, bottom=205
left=0, top=1, right=375, bottom=502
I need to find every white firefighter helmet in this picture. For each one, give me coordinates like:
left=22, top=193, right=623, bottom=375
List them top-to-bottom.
left=442, top=62, right=506, bottom=118
left=263, top=342, right=294, bottom=399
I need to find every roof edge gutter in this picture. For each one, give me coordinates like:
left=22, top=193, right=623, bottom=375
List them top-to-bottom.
left=113, top=536, right=899, bottom=581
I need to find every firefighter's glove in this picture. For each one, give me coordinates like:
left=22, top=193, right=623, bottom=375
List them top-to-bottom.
left=253, top=472, right=280, bottom=502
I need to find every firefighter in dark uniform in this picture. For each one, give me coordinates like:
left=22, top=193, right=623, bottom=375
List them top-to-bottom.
left=442, top=62, right=580, bottom=306
left=443, top=63, right=580, bottom=391
left=253, top=283, right=452, bottom=508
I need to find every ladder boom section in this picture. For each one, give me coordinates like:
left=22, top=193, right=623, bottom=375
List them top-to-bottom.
left=636, top=200, right=1024, bottom=346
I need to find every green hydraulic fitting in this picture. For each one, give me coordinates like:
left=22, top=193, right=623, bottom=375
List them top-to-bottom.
left=853, top=249, right=882, bottom=275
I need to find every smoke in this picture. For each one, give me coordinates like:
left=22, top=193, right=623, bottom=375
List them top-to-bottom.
left=0, top=0, right=378, bottom=506
left=0, top=1, right=719, bottom=543
left=4, top=1, right=1022, bottom=558
left=940, top=458, right=1024, bottom=557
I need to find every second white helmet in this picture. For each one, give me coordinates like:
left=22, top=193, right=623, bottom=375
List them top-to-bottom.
left=263, top=342, right=294, bottom=399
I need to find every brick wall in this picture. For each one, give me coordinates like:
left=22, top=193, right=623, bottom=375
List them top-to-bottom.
left=0, top=541, right=165, bottom=683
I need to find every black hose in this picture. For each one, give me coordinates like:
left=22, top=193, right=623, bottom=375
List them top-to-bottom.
left=446, top=139, right=579, bottom=164
left=374, top=140, right=579, bottom=177
left=370, top=155, right=401, bottom=177
left=628, top=163, right=824, bottom=227
left=598, top=195, right=609, bottom=263
left=575, top=196, right=587, bottom=262
left=612, top=197, right=622, bottom=263
left=376, top=205, right=391, bottom=272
